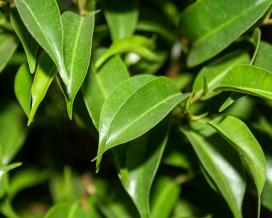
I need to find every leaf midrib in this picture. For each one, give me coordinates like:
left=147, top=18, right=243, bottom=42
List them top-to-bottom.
left=19, top=0, right=61, bottom=69
left=194, top=0, right=267, bottom=46
left=67, top=16, right=84, bottom=95
left=106, top=93, right=180, bottom=146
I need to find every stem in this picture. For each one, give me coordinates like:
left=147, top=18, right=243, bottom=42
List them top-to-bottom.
left=77, top=0, right=87, bottom=16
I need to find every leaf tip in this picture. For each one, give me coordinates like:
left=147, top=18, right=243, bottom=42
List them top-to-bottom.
left=66, top=101, right=74, bottom=120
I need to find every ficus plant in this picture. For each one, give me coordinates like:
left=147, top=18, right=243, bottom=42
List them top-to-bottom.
left=0, top=0, right=272, bottom=217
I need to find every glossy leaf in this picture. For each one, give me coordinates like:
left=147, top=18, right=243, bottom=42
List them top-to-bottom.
left=14, top=0, right=67, bottom=83
left=102, top=0, right=138, bottom=42
left=179, top=0, right=272, bottom=67
left=10, top=8, right=38, bottom=73
left=62, top=11, right=95, bottom=119
left=0, top=34, right=18, bottom=73
left=95, top=36, right=160, bottom=69
left=254, top=41, right=272, bottom=72
left=193, top=51, right=250, bottom=99
left=28, top=53, right=55, bottom=125
left=83, top=55, right=129, bottom=129
left=14, top=64, right=32, bottom=117
left=214, top=65, right=272, bottom=100
left=96, top=75, right=186, bottom=170
left=0, top=103, right=27, bottom=166
left=209, top=116, right=266, bottom=203
left=114, top=120, right=169, bottom=218
left=182, top=124, right=246, bottom=218
left=261, top=155, right=272, bottom=211
left=150, top=177, right=180, bottom=218
left=45, top=202, right=88, bottom=218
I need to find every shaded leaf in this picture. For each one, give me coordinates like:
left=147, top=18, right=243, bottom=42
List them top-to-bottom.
left=102, top=0, right=138, bottom=42
left=179, top=0, right=272, bottom=67
left=10, top=8, right=38, bottom=73
left=62, top=11, right=95, bottom=119
left=0, top=34, right=18, bottom=73
left=95, top=36, right=160, bottom=69
left=254, top=41, right=272, bottom=72
left=83, top=55, right=129, bottom=129
left=14, top=64, right=32, bottom=117
left=96, top=75, right=186, bottom=170
left=0, top=103, right=27, bottom=166
left=210, top=116, right=266, bottom=214
left=114, top=120, right=169, bottom=218
left=182, top=124, right=246, bottom=218
left=261, top=155, right=272, bottom=211
left=150, top=177, right=180, bottom=218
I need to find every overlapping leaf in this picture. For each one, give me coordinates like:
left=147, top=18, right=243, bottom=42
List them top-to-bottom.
left=179, top=0, right=272, bottom=67
left=62, top=11, right=95, bottom=119
left=83, top=55, right=129, bottom=129
left=96, top=75, right=186, bottom=170
left=182, top=124, right=246, bottom=218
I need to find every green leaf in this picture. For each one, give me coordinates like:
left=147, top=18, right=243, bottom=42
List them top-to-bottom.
left=14, top=0, right=67, bottom=83
left=102, top=0, right=138, bottom=42
left=179, top=0, right=272, bottom=67
left=10, top=8, right=38, bottom=73
left=62, top=11, right=95, bottom=119
left=249, top=28, right=261, bottom=64
left=0, top=34, right=18, bottom=73
left=95, top=36, right=160, bottom=69
left=254, top=41, right=272, bottom=72
left=193, top=51, right=250, bottom=99
left=28, top=53, right=56, bottom=125
left=83, top=55, right=129, bottom=129
left=14, top=64, right=32, bottom=117
left=214, top=65, right=272, bottom=100
left=96, top=75, right=186, bottom=171
left=219, top=93, right=244, bottom=112
left=0, top=103, right=27, bottom=166
left=209, top=116, right=266, bottom=215
left=113, top=120, right=169, bottom=218
left=182, top=125, right=246, bottom=218
left=261, top=155, right=272, bottom=211
left=7, top=168, right=49, bottom=201
left=150, top=177, right=180, bottom=218
left=45, top=202, right=87, bottom=218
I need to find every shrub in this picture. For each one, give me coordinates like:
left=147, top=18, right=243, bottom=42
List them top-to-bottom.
left=0, top=0, right=272, bottom=217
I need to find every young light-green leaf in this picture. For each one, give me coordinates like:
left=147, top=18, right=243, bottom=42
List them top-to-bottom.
left=14, top=0, right=67, bottom=83
left=102, top=0, right=138, bottom=42
left=179, top=0, right=272, bottom=67
left=10, top=8, right=38, bottom=73
left=62, top=11, right=95, bottom=119
left=0, top=34, right=18, bottom=73
left=95, top=36, right=160, bottom=69
left=193, top=51, right=250, bottom=99
left=28, top=53, right=55, bottom=126
left=83, top=55, right=130, bottom=129
left=14, top=64, right=32, bottom=117
left=214, top=65, right=272, bottom=100
left=96, top=75, right=186, bottom=170
left=209, top=116, right=266, bottom=214
left=114, top=120, right=169, bottom=218
left=182, top=125, right=246, bottom=218
left=261, top=155, right=272, bottom=211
